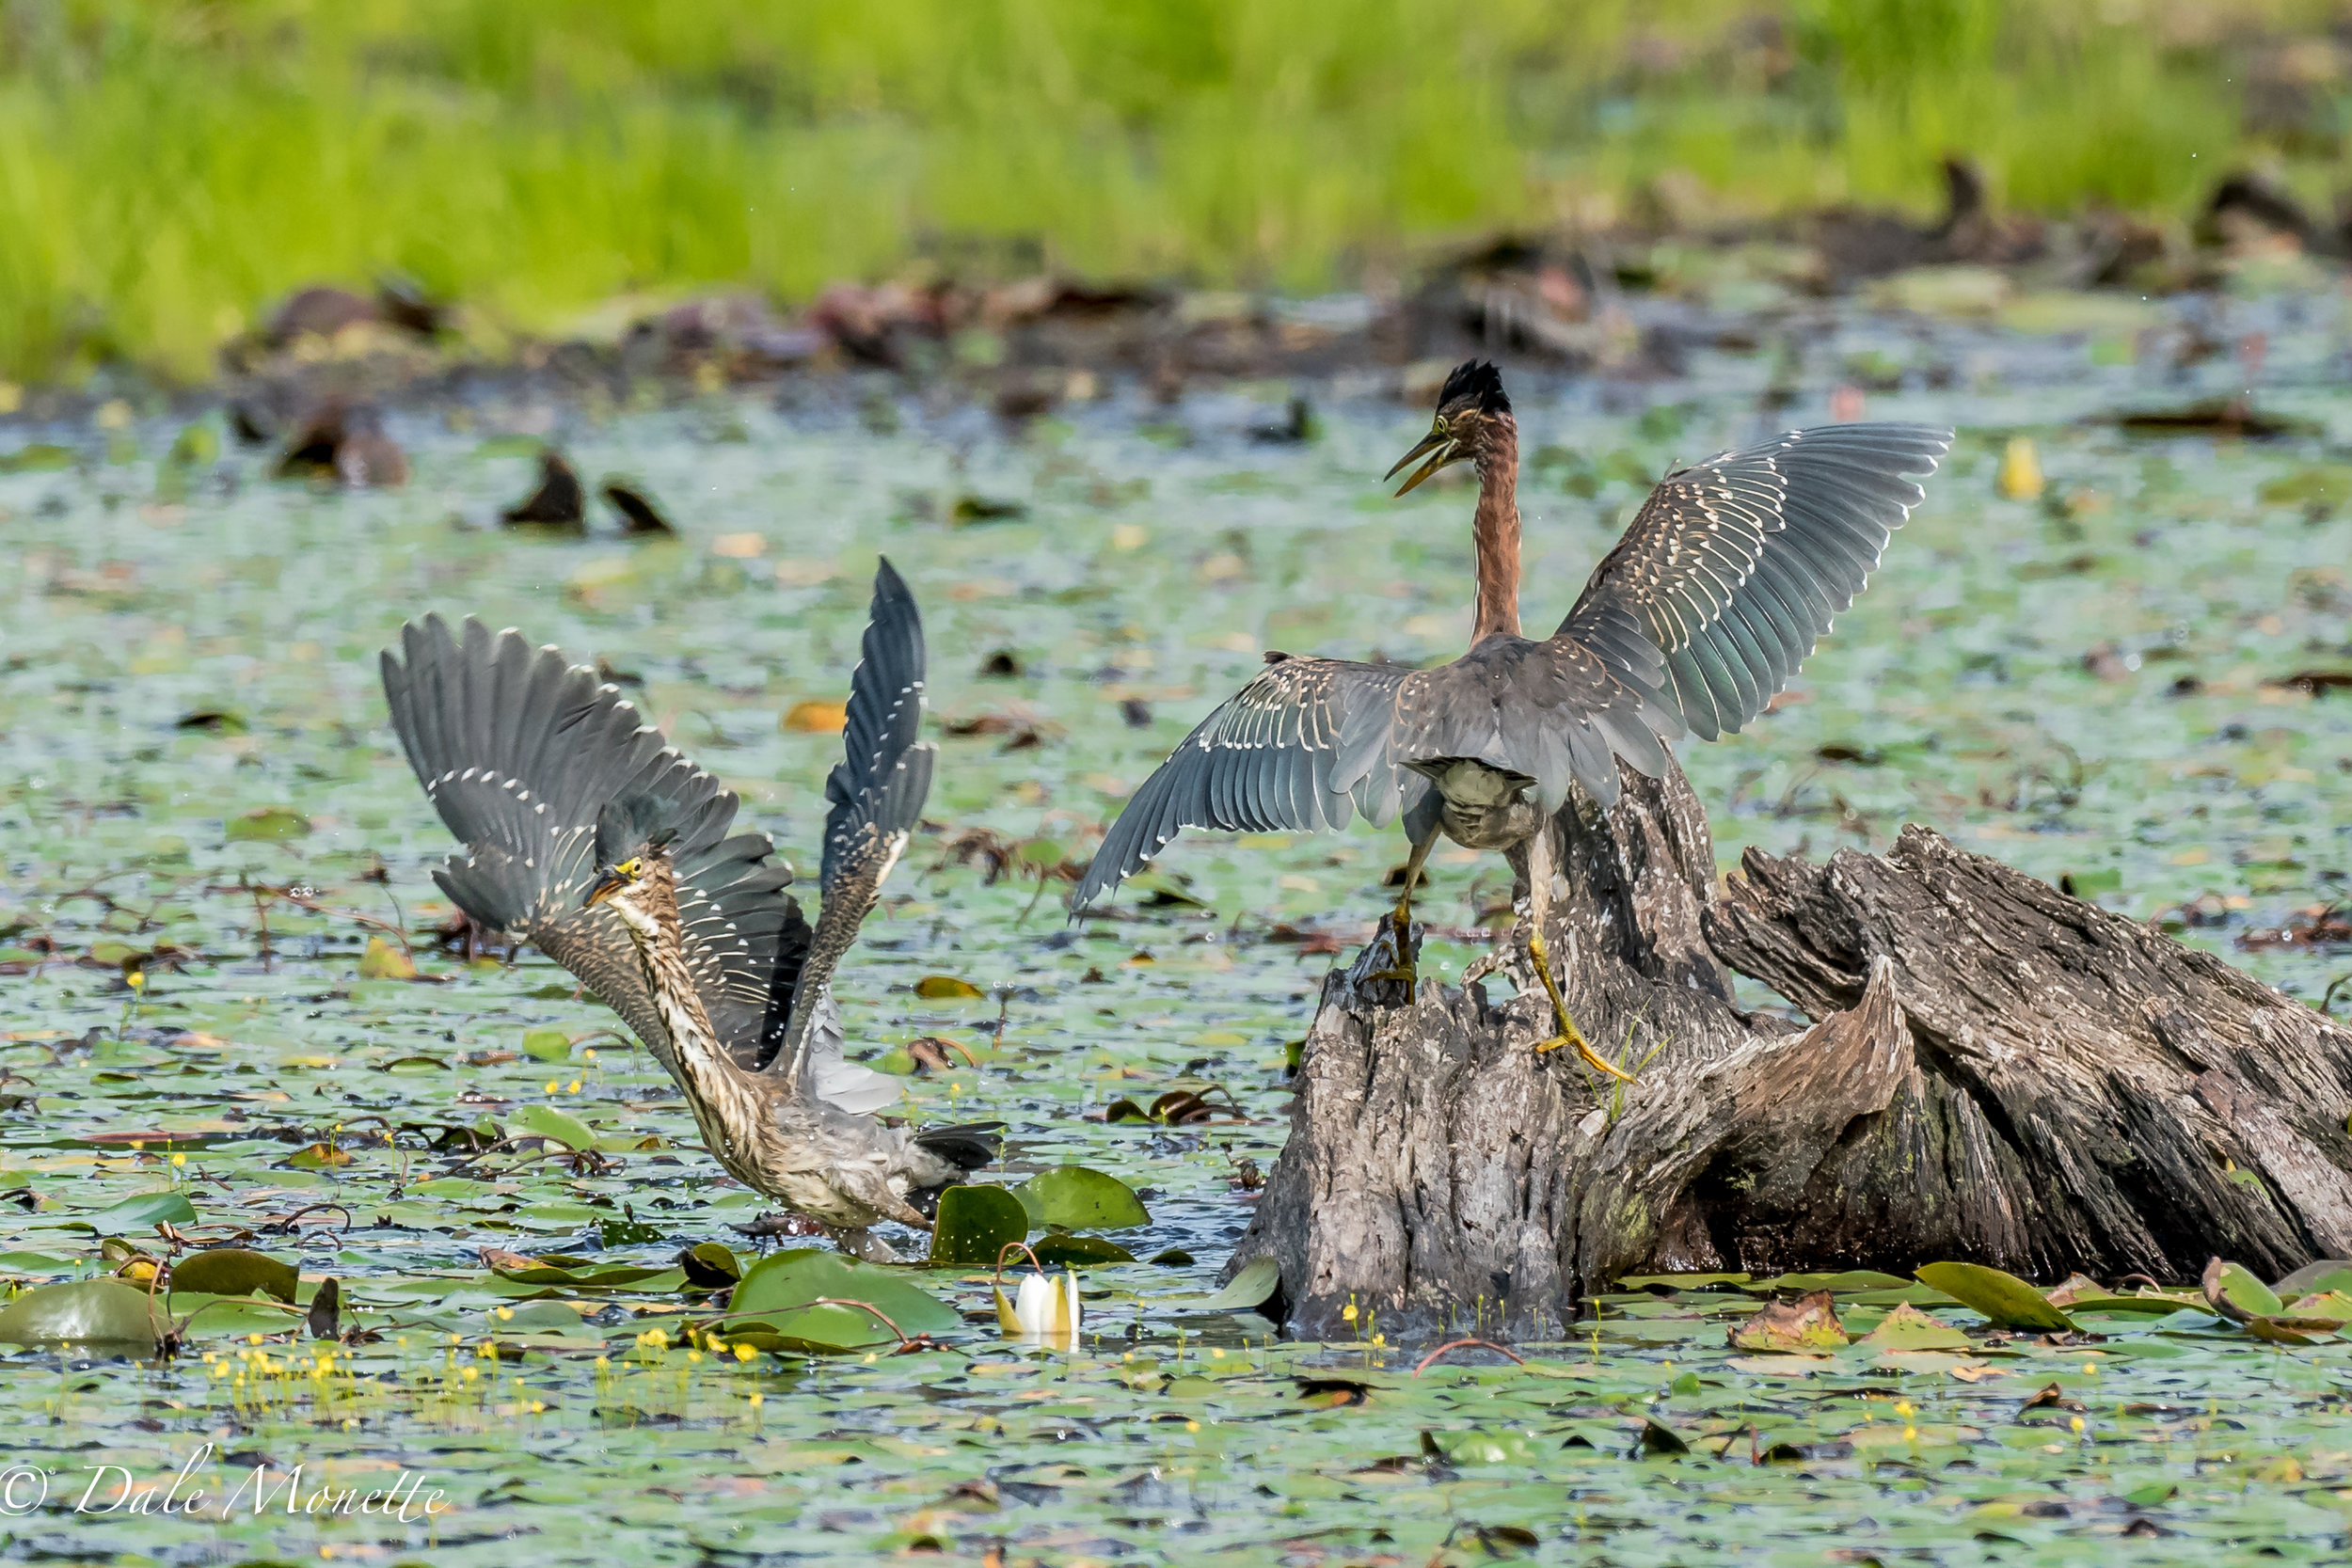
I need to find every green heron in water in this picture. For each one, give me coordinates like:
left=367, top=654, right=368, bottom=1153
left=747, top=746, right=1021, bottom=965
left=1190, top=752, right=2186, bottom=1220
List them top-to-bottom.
left=1073, top=362, right=1950, bottom=1079
left=381, top=561, right=1000, bottom=1259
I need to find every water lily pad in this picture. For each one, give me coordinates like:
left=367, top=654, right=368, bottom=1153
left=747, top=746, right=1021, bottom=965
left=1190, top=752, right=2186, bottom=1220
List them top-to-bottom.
left=225, top=805, right=310, bottom=842
left=356, top=936, right=417, bottom=979
left=914, top=974, right=985, bottom=1000
left=521, top=1028, right=575, bottom=1062
left=511, top=1104, right=596, bottom=1150
left=1012, top=1165, right=1149, bottom=1230
left=929, top=1184, right=1028, bottom=1267
left=86, top=1190, right=199, bottom=1233
left=596, top=1214, right=662, bottom=1247
left=1029, top=1233, right=1136, bottom=1267
left=676, top=1242, right=742, bottom=1288
left=169, top=1247, right=298, bottom=1303
left=728, top=1248, right=960, bottom=1346
left=1200, top=1256, right=1281, bottom=1311
left=2202, top=1258, right=2282, bottom=1321
left=2272, top=1259, right=2352, bottom=1297
left=1915, top=1262, right=2077, bottom=1332
left=1750, top=1270, right=1911, bottom=1293
left=1617, top=1272, right=1754, bottom=1291
left=0, top=1278, right=158, bottom=1346
left=2280, top=1291, right=2352, bottom=1325
left=1858, top=1302, right=1971, bottom=1351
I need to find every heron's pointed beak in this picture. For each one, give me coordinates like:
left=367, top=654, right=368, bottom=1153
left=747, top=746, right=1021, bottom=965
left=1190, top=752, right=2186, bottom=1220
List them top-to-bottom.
left=1385, top=425, right=1458, bottom=496
left=582, top=869, right=626, bottom=909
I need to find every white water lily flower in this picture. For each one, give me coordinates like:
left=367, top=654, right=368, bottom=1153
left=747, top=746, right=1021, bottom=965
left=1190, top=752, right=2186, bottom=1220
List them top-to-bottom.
left=994, top=1267, right=1081, bottom=1346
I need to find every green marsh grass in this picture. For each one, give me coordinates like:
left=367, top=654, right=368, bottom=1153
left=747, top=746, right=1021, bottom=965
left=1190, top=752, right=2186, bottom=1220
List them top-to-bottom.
left=1, top=0, right=2342, bottom=381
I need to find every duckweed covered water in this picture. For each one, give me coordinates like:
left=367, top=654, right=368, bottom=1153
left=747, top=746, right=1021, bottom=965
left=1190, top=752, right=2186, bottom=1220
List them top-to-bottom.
left=2, top=291, right=2350, bottom=1562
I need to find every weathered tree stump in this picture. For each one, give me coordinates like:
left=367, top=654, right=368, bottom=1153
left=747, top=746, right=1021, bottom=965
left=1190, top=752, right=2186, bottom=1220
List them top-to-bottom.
left=1230, top=760, right=2352, bottom=1338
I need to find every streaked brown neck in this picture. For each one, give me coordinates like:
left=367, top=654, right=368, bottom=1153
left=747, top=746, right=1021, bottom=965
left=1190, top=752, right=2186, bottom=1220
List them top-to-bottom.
left=1470, top=414, right=1521, bottom=643
left=617, top=867, right=772, bottom=1184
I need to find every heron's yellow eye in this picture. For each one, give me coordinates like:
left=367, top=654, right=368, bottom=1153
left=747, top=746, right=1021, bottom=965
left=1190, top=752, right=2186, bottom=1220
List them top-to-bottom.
left=1434, top=417, right=1451, bottom=435
left=615, top=858, right=642, bottom=878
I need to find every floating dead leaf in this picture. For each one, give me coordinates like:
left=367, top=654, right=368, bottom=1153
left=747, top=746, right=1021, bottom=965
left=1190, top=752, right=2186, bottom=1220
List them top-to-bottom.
left=2110, top=397, right=2316, bottom=439
left=2266, top=670, right=2352, bottom=697
left=782, top=701, right=849, bottom=734
left=906, top=1037, right=977, bottom=1073
left=2201, top=1256, right=2282, bottom=1322
left=1726, top=1290, right=1849, bottom=1353
left=2247, top=1315, right=2323, bottom=1346
left=2021, top=1382, right=2082, bottom=1413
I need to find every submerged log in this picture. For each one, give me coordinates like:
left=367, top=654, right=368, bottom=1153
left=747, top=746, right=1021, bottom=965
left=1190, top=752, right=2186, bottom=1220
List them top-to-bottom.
left=1230, top=761, right=2352, bottom=1337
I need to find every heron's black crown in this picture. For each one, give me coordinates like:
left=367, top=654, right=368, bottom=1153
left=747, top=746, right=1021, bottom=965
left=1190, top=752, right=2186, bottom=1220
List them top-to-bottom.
left=1438, top=359, right=1510, bottom=417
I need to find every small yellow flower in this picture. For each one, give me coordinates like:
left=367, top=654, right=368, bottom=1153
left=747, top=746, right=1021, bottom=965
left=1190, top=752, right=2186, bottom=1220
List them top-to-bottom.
left=582, top=1048, right=596, bottom=1061
left=545, top=1080, right=559, bottom=1094
left=566, top=1080, right=581, bottom=1093
left=170, top=1152, right=185, bottom=1166
left=1341, top=1304, right=1358, bottom=1323
left=495, top=1307, right=513, bottom=1320
left=248, top=1334, right=263, bottom=1346
left=735, top=1344, right=755, bottom=1363
left=1208, top=1348, right=1223, bottom=1359
left=687, top=1350, right=702, bottom=1365
left=594, top=1355, right=611, bottom=1369
left=2082, top=1361, right=2097, bottom=1375
left=461, top=1366, right=477, bottom=1382
left=747, top=1392, right=763, bottom=1407
left=529, top=1401, right=546, bottom=1415
left=1894, top=1401, right=1913, bottom=1418
left=2070, top=1415, right=2086, bottom=1434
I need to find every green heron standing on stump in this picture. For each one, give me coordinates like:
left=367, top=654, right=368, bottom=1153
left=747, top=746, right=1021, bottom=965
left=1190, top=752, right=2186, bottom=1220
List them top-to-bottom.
left=1073, top=362, right=1950, bottom=1080
left=381, top=561, right=1000, bottom=1259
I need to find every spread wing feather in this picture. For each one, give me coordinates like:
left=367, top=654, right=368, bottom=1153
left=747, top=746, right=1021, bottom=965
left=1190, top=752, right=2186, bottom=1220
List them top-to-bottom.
left=1565, top=422, right=1951, bottom=740
left=768, top=560, right=937, bottom=1108
left=381, top=616, right=808, bottom=1075
left=1072, top=657, right=1425, bottom=909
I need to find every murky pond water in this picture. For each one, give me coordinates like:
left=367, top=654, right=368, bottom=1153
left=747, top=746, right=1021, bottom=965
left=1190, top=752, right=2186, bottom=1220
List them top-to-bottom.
left=2, top=288, right=2349, bottom=1562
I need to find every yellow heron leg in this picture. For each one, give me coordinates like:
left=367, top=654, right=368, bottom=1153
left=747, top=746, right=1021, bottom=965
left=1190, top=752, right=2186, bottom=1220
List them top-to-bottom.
left=1523, top=826, right=1633, bottom=1082
left=1362, top=832, right=1436, bottom=987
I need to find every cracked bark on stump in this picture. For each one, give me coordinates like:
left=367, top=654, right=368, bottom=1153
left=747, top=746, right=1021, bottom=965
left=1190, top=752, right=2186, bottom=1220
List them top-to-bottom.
left=1229, top=759, right=2352, bottom=1338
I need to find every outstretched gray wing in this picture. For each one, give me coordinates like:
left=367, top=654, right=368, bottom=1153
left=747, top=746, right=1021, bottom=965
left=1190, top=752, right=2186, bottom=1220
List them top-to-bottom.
left=1562, top=421, right=1951, bottom=740
left=767, top=559, right=936, bottom=1101
left=380, top=616, right=808, bottom=1074
left=1071, top=655, right=1428, bottom=910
